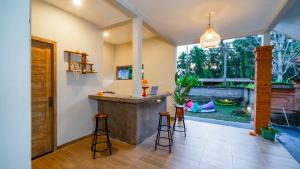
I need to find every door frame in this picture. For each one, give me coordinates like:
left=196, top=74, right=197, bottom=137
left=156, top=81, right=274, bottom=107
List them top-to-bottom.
left=32, top=36, right=57, bottom=151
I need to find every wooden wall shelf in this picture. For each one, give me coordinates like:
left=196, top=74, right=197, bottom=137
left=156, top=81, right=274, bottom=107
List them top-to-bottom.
left=64, top=50, right=96, bottom=74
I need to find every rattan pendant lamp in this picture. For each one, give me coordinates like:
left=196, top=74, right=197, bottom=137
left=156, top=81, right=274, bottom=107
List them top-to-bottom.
left=200, top=12, right=221, bottom=48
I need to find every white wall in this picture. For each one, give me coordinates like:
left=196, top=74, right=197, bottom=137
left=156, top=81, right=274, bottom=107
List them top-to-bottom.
left=31, top=0, right=103, bottom=146
left=0, top=1, right=31, bottom=169
left=103, top=38, right=177, bottom=112
left=103, top=42, right=116, bottom=90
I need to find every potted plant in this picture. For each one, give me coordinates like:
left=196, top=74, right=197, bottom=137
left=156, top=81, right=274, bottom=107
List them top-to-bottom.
left=173, top=72, right=198, bottom=120
left=261, top=123, right=278, bottom=141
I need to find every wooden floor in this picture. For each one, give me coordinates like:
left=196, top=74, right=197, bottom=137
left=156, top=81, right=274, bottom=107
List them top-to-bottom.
left=32, top=120, right=300, bottom=169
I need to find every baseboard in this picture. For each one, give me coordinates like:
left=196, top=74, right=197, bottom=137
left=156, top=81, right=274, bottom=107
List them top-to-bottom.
left=57, top=133, right=93, bottom=149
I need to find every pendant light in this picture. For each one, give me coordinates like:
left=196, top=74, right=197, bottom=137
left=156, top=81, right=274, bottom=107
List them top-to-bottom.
left=200, top=12, right=221, bottom=48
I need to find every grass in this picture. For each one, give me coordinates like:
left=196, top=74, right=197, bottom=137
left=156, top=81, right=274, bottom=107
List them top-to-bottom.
left=185, top=105, right=251, bottom=123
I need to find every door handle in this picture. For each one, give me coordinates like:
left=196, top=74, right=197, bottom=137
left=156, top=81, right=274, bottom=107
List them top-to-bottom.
left=48, top=97, right=53, bottom=107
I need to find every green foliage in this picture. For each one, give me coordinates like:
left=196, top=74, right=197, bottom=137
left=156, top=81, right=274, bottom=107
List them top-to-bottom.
left=177, top=32, right=300, bottom=82
left=230, top=36, right=260, bottom=78
left=189, top=46, right=209, bottom=77
left=177, top=52, right=190, bottom=72
left=173, top=72, right=198, bottom=105
left=215, top=82, right=255, bottom=89
left=245, top=83, right=255, bottom=89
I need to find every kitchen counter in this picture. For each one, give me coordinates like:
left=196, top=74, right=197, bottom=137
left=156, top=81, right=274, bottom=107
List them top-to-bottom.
left=89, top=92, right=171, bottom=145
left=88, top=93, right=171, bottom=103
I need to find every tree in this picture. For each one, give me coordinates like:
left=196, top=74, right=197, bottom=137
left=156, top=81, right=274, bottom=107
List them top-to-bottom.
left=271, top=31, right=300, bottom=82
left=176, top=33, right=299, bottom=82
left=231, top=36, right=261, bottom=79
left=189, top=46, right=208, bottom=77
left=206, top=47, right=223, bottom=78
left=177, top=52, right=190, bottom=73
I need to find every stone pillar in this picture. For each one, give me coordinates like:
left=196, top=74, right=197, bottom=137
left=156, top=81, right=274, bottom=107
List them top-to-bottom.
left=132, top=17, right=143, bottom=97
left=253, top=46, right=273, bottom=134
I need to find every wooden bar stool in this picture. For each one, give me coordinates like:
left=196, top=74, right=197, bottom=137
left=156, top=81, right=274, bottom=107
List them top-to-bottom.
left=172, top=107, right=187, bottom=137
left=155, top=112, right=173, bottom=153
left=91, top=113, right=112, bottom=158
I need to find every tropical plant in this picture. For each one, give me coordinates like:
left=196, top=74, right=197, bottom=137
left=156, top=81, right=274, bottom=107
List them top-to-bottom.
left=173, top=72, right=198, bottom=105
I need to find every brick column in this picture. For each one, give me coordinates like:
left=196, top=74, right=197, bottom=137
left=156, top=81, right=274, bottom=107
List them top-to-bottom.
left=253, top=46, right=273, bottom=134
left=294, top=80, right=300, bottom=111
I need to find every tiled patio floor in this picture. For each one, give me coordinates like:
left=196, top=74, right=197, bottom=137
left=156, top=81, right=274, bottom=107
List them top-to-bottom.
left=32, top=120, right=300, bottom=169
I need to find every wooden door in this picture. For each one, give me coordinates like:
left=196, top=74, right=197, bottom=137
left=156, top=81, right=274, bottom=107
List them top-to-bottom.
left=31, top=39, right=54, bottom=158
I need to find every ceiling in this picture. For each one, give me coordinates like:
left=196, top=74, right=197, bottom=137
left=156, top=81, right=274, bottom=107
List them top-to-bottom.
left=44, top=0, right=295, bottom=45
left=44, top=0, right=129, bottom=27
left=44, top=0, right=155, bottom=45
left=128, top=0, right=288, bottom=45
left=273, top=0, right=300, bottom=41
left=102, top=23, right=155, bottom=45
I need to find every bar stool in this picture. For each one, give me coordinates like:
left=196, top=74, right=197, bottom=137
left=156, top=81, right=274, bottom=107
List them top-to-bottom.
left=172, top=107, right=187, bottom=137
left=155, top=112, right=173, bottom=153
left=91, top=113, right=112, bottom=159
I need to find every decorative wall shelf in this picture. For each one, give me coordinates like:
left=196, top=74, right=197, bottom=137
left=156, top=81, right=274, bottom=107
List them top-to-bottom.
left=64, top=50, right=97, bottom=74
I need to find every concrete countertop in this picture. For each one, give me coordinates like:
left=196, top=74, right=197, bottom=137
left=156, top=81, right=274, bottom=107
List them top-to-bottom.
left=88, top=92, right=171, bottom=104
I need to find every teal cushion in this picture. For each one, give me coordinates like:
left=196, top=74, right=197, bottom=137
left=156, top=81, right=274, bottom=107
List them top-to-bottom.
left=191, top=102, right=201, bottom=112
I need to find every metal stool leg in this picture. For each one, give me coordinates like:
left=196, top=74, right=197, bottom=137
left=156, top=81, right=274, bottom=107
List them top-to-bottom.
left=172, top=111, right=177, bottom=136
left=155, top=114, right=172, bottom=153
left=155, top=115, right=162, bottom=151
left=167, top=115, right=173, bottom=143
left=167, top=116, right=172, bottom=153
left=182, top=116, right=186, bottom=137
left=105, top=117, right=112, bottom=155
left=93, top=118, right=99, bottom=159
left=91, top=119, right=97, bottom=151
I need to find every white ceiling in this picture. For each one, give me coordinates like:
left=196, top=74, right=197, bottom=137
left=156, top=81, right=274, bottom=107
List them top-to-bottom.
left=43, top=0, right=292, bottom=45
left=44, top=0, right=129, bottom=27
left=44, top=0, right=155, bottom=45
left=128, top=0, right=288, bottom=45
left=274, top=0, right=300, bottom=41
left=102, top=23, right=155, bottom=45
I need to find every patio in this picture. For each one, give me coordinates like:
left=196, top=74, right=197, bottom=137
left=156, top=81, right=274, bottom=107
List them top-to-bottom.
left=32, top=120, right=300, bottom=169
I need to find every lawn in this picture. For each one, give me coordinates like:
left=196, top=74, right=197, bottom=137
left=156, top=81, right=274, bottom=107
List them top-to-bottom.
left=185, top=105, right=251, bottom=123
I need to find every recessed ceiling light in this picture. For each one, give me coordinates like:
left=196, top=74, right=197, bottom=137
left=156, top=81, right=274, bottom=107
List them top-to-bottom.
left=73, top=0, right=82, bottom=6
left=103, top=32, right=109, bottom=37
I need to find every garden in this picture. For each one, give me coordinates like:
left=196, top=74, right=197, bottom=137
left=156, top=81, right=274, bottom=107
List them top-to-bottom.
left=175, top=31, right=300, bottom=125
left=185, top=101, right=251, bottom=123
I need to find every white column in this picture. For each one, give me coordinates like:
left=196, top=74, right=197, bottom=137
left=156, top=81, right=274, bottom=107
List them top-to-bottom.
left=0, top=1, right=31, bottom=168
left=132, top=17, right=143, bottom=97
left=262, top=32, right=271, bottom=46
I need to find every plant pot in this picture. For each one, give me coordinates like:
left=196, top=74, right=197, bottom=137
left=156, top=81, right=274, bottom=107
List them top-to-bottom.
left=142, top=86, right=149, bottom=97
left=175, top=105, right=184, bottom=121
left=261, top=128, right=277, bottom=140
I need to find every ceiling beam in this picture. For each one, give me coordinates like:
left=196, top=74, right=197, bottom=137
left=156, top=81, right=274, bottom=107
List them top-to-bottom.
left=102, top=0, right=137, bottom=18
left=103, top=0, right=177, bottom=46
left=264, top=0, right=295, bottom=33
left=100, top=19, right=132, bottom=30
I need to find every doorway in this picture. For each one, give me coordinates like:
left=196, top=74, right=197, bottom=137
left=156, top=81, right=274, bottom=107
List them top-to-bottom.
left=31, top=36, right=57, bottom=159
